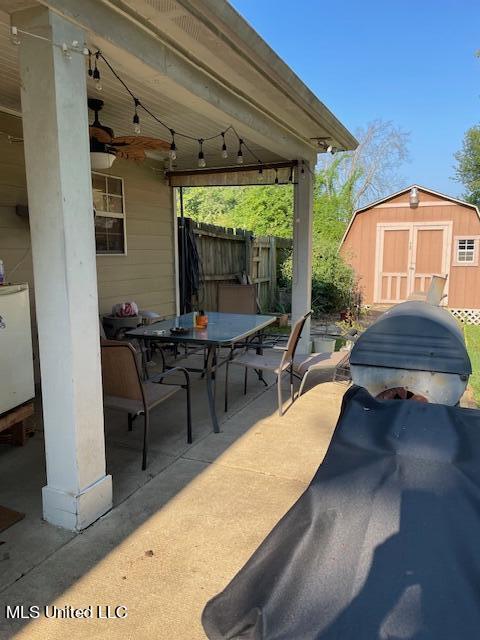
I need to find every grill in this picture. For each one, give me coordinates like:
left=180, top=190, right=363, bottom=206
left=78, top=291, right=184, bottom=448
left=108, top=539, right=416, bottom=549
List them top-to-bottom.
left=350, top=301, right=472, bottom=405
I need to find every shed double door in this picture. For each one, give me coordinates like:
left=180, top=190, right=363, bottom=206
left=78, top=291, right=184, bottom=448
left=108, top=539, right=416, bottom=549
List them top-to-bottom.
left=375, top=222, right=451, bottom=303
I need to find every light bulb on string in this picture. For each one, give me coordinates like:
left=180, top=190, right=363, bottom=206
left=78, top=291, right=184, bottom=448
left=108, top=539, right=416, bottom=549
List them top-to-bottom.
left=10, top=26, right=20, bottom=46
left=61, top=43, right=72, bottom=59
left=88, top=52, right=93, bottom=76
left=93, top=53, right=102, bottom=91
left=132, top=98, right=141, bottom=135
left=169, top=130, right=177, bottom=161
left=221, top=132, right=228, bottom=159
left=197, top=139, right=206, bottom=168
left=236, top=139, right=244, bottom=165
left=257, top=162, right=264, bottom=182
left=300, top=162, right=305, bottom=180
left=288, top=167, right=293, bottom=183
left=274, top=169, right=279, bottom=185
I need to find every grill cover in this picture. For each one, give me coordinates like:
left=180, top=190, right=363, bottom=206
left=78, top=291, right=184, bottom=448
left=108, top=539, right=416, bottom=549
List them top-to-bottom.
left=350, top=301, right=471, bottom=375
left=202, top=386, right=480, bottom=639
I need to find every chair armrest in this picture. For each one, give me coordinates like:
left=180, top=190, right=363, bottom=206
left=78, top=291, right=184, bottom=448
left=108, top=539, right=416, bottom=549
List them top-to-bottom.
left=150, top=366, right=191, bottom=388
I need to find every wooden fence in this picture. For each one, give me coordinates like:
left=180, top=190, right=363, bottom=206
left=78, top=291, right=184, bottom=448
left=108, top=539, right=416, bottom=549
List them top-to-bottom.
left=185, top=219, right=291, bottom=312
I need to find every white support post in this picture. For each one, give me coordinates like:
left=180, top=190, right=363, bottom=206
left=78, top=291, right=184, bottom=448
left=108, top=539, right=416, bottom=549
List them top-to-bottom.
left=14, top=7, right=112, bottom=530
left=292, top=161, right=314, bottom=354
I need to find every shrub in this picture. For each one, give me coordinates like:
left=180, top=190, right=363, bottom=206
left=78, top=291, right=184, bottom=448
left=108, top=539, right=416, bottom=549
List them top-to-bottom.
left=281, top=243, right=358, bottom=317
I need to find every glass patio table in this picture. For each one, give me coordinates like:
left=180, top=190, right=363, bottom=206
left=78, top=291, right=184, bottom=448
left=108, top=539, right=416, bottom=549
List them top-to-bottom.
left=126, top=312, right=276, bottom=433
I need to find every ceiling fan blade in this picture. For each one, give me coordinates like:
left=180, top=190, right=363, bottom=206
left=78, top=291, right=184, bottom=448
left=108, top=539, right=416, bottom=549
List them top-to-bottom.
left=89, top=125, right=113, bottom=144
left=111, top=136, right=170, bottom=151
left=115, top=147, right=147, bottom=161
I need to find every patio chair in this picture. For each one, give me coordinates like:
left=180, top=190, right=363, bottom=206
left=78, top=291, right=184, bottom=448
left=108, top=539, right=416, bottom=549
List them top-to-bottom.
left=408, top=274, right=448, bottom=306
left=218, top=283, right=258, bottom=314
left=224, top=311, right=311, bottom=416
left=100, top=315, right=166, bottom=377
left=100, top=340, right=192, bottom=470
left=294, top=350, right=348, bottom=396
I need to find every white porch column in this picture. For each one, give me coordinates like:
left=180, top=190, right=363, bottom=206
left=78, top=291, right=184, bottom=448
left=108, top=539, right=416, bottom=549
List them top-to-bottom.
left=14, top=7, right=112, bottom=530
left=292, top=161, right=314, bottom=354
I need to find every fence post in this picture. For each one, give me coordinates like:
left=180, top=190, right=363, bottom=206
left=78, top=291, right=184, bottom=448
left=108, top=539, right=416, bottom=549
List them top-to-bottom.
left=245, top=232, right=253, bottom=284
left=269, top=236, right=277, bottom=309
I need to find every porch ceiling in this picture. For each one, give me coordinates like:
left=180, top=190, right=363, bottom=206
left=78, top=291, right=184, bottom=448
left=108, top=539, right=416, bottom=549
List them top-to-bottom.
left=0, top=0, right=357, bottom=171
left=0, top=10, right=280, bottom=170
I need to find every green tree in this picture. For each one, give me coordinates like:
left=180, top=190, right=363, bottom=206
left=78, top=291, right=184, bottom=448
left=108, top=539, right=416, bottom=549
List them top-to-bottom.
left=454, top=125, right=480, bottom=207
left=229, top=185, right=293, bottom=238
left=181, top=187, right=241, bottom=226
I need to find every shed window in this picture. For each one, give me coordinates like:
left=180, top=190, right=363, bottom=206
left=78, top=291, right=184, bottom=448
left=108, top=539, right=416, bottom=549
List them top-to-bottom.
left=92, top=172, right=126, bottom=255
left=456, top=238, right=476, bottom=264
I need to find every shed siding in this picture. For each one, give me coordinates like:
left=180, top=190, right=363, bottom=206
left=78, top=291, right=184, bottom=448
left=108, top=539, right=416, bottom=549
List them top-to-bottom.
left=0, top=112, right=176, bottom=375
left=341, top=188, right=480, bottom=308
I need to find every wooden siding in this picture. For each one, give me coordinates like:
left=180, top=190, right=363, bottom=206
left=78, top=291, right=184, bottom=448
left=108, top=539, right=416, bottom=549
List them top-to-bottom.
left=0, top=112, right=176, bottom=377
left=341, top=187, right=480, bottom=308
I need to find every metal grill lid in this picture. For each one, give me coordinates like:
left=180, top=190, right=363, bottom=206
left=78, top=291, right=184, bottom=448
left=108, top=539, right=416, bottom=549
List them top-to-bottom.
left=350, top=301, right=472, bottom=375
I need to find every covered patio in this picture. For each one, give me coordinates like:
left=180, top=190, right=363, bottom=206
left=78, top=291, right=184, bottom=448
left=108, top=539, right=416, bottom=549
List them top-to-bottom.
left=0, top=0, right=355, bottom=535
left=0, top=376, right=346, bottom=639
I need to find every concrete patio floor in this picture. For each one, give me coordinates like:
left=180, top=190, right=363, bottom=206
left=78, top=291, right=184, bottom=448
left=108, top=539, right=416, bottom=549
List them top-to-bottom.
left=0, top=350, right=346, bottom=639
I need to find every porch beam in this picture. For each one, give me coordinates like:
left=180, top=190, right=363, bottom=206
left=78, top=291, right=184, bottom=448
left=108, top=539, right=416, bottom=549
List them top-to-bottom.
left=42, top=0, right=316, bottom=162
left=14, top=6, right=112, bottom=530
left=292, top=161, right=314, bottom=354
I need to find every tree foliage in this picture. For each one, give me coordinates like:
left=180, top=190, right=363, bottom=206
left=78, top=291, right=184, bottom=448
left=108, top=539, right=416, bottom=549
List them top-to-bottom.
left=318, top=119, right=410, bottom=209
left=454, top=125, right=480, bottom=207
left=181, top=184, right=293, bottom=237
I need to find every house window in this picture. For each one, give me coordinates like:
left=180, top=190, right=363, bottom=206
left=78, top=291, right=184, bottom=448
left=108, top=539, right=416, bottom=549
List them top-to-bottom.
left=92, top=172, right=126, bottom=255
left=455, top=237, right=477, bottom=265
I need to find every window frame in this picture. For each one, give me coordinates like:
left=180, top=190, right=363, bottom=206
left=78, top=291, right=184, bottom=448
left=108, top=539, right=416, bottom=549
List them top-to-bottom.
left=92, top=171, right=127, bottom=256
left=452, top=236, right=480, bottom=267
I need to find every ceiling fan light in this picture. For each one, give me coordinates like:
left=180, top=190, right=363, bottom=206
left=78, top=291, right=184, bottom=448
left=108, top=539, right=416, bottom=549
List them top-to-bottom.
left=90, top=151, right=116, bottom=170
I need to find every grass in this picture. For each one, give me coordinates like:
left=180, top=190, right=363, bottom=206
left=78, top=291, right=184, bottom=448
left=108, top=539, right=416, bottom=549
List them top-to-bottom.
left=465, top=325, right=480, bottom=405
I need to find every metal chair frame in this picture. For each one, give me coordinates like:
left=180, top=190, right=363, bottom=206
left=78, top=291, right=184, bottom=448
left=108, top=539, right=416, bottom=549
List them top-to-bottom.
left=224, top=312, right=312, bottom=416
left=101, top=340, right=192, bottom=470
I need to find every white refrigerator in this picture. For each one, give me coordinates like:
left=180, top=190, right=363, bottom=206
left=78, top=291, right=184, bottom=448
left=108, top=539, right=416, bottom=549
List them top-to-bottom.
left=0, top=284, right=35, bottom=415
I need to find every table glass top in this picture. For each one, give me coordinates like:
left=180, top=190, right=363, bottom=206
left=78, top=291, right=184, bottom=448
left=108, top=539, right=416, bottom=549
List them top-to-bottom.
left=126, top=312, right=276, bottom=345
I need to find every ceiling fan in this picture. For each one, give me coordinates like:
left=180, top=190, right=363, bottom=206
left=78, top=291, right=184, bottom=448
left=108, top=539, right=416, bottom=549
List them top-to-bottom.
left=88, top=98, right=170, bottom=168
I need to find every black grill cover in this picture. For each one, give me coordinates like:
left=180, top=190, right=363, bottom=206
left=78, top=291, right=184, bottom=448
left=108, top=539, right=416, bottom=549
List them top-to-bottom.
left=350, top=301, right=471, bottom=375
left=202, top=386, right=480, bottom=639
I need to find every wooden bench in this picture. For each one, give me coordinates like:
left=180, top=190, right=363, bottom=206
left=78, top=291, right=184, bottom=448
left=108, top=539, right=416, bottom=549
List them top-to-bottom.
left=0, top=402, right=34, bottom=446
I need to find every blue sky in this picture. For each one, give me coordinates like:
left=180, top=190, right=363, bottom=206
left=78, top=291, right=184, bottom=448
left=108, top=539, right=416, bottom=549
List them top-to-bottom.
left=231, top=0, right=480, bottom=197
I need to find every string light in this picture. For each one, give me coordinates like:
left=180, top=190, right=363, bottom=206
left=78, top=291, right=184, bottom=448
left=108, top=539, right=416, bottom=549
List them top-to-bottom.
left=10, top=26, right=20, bottom=46
left=2, top=33, right=289, bottom=170
left=61, top=42, right=72, bottom=59
left=84, top=50, right=272, bottom=168
left=93, top=52, right=102, bottom=91
left=132, top=97, right=141, bottom=135
left=169, top=129, right=177, bottom=161
left=221, top=132, right=228, bottom=159
left=197, top=139, right=206, bottom=168
left=236, top=139, right=244, bottom=165
left=326, top=144, right=333, bottom=154
left=258, top=161, right=264, bottom=182
left=300, top=161, right=305, bottom=180
left=288, top=167, right=293, bottom=182
left=274, top=168, right=279, bottom=185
